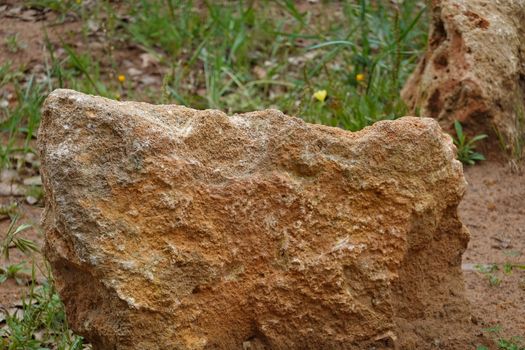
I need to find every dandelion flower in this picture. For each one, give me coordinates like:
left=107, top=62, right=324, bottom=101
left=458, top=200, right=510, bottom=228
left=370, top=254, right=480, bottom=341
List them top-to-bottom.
left=356, top=73, right=365, bottom=82
left=118, top=74, right=126, bottom=83
left=313, top=89, right=327, bottom=102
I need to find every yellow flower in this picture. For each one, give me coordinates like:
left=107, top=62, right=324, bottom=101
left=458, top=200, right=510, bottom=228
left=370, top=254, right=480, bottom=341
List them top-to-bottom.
left=76, top=0, right=82, bottom=4
left=356, top=73, right=365, bottom=82
left=118, top=74, right=126, bottom=83
left=313, top=89, right=327, bottom=102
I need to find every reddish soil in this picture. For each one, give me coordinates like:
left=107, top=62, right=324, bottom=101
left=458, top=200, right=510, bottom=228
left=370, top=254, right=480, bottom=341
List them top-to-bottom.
left=460, top=161, right=525, bottom=343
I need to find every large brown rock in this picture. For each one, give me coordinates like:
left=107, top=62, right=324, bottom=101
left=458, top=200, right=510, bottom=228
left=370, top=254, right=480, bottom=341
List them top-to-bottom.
left=402, top=0, right=525, bottom=150
left=39, top=89, right=472, bottom=349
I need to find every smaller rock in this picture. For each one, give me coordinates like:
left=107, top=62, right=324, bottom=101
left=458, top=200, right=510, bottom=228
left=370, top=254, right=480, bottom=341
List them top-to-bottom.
left=402, top=0, right=525, bottom=148
left=140, top=53, right=159, bottom=68
left=127, top=67, right=142, bottom=77
left=140, top=75, right=159, bottom=86
left=0, top=169, right=19, bottom=183
left=22, top=176, right=42, bottom=186
left=0, top=183, right=25, bottom=197
left=25, top=196, right=38, bottom=205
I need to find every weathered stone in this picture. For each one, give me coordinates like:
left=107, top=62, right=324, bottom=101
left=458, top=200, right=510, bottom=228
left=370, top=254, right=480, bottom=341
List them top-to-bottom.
left=402, top=0, right=525, bottom=149
left=39, top=89, right=471, bottom=349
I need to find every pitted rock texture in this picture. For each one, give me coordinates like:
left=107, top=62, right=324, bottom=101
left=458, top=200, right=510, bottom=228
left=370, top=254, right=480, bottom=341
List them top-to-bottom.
left=402, top=0, right=525, bottom=149
left=39, top=89, right=472, bottom=350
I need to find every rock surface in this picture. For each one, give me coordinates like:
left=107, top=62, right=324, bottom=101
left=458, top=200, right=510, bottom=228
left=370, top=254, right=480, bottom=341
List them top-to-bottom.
left=402, top=0, right=525, bottom=150
left=39, top=89, right=472, bottom=349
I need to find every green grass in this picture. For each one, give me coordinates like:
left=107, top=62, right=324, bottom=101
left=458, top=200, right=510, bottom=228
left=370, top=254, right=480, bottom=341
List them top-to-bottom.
left=124, top=0, right=427, bottom=126
left=4, top=34, right=26, bottom=54
left=495, top=102, right=525, bottom=172
left=452, top=120, right=487, bottom=165
left=0, top=213, right=86, bottom=349
left=475, top=262, right=525, bottom=288
left=0, top=274, right=86, bottom=350
left=478, top=325, right=525, bottom=350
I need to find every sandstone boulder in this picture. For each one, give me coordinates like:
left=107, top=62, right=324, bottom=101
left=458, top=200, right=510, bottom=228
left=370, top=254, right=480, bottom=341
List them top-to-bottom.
left=402, top=0, right=525, bottom=151
left=39, top=89, right=471, bottom=349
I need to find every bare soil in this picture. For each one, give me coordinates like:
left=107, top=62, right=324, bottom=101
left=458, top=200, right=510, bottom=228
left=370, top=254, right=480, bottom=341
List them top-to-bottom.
left=460, top=161, right=525, bottom=343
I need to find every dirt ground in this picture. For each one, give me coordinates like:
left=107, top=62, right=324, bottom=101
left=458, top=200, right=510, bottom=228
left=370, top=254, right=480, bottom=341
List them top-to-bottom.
left=460, top=161, right=525, bottom=343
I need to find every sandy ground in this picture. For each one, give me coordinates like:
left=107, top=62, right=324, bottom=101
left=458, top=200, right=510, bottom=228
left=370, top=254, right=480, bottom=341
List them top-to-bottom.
left=460, top=161, right=525, bottom=343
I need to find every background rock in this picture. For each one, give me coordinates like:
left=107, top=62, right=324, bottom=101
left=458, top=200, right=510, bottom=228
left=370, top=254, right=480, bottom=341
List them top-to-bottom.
left=402, top=0, right=525, bottom=153
left=39, top=89, right=472, bottom=349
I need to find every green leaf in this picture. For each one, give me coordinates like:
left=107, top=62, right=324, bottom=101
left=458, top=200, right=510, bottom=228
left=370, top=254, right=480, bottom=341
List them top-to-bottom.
left=454, top=120, right=463, bottom=139
left=470, top=134, right=488, bottom=142
left=470, top=152, right=486, bottom=161
left=13, top=223, right=32, bottom=235
left=14, top=238, right=40, bottom=254
left=70, top=336, right=84, bottom=350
